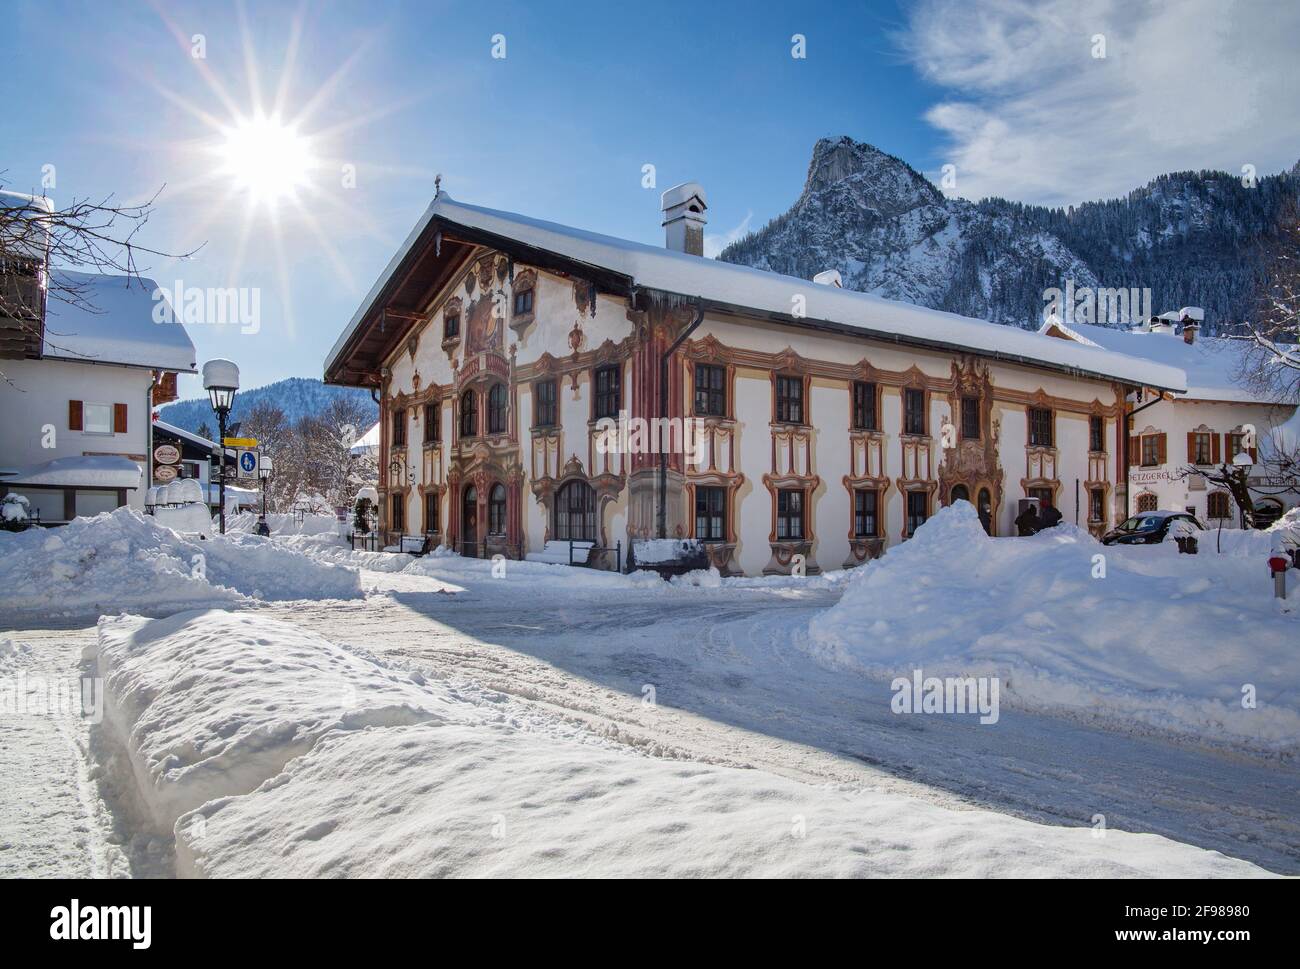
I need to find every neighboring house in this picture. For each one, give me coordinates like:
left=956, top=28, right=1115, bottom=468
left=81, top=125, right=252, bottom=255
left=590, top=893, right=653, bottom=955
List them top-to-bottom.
left=324, top=187, right=1187, bottom=575
left=0, top=202, right=196, bottom=522
left=1041, top=313, right=1300, bottom=528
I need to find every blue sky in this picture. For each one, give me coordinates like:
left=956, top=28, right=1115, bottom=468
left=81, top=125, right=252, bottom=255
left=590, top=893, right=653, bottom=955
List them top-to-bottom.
left=2, top=0, right=1296, bottom=396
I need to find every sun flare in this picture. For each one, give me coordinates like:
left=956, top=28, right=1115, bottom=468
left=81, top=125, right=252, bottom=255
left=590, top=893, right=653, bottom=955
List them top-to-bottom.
left=218, top=114, right=316, bottom=204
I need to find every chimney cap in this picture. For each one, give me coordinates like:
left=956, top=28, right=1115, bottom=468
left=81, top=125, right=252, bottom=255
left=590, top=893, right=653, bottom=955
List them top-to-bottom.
left=661, top=182, right=708, bottom=214
left=812, top=269, right=843, bottom=288
left=1178, top=306, right=1205, bottom=323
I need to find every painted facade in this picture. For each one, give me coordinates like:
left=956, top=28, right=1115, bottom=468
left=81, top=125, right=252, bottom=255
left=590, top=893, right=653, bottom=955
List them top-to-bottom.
left=350, top=245, right=1134, bottom=576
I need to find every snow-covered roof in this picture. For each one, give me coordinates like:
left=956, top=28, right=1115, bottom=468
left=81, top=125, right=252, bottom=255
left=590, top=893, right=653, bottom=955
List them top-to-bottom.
left=327, top=195, right=1187, bottom=393
left=43, top=270, right=196, bottom=372
left=1038, top=317, right=1290, bottom=403
left=153, top=417, right=216, bottom=451
left=350, top=421, right=380, bottom=456
left=2, top=455, right=142, bottom=489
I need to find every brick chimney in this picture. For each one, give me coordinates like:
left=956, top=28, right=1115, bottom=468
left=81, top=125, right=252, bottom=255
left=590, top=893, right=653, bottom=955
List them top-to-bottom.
left=661, top=183, right=708, bottom=256
left=1182, top=319, right=1200, bottom=344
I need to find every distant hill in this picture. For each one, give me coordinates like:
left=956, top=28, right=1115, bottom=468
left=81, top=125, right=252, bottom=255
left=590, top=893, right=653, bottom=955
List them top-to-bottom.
left=158, top=377, right=378, bottom=434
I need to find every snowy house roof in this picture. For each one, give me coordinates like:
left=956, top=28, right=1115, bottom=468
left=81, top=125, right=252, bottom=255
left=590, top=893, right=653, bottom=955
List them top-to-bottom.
left=326, top=195, right=1186, bottom=393
left=43, top=270, right=196, bottom=372
left=1038, top=317, right=1293, bottom=404
left=153, top=417, right=216, bottom=451
left=350, top=421, right=380, bottom=456
left=2, top=455, right=142, bottom=489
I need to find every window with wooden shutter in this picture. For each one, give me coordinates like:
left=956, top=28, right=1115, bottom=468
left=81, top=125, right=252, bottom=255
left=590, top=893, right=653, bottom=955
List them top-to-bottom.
left=69, top=400, right=83, bottom=431
left=113, top=403, right=128, bottom=433
left=1155, top=432, right=1167, bottom=465
left=1211, top=433, right=1221, bottom=465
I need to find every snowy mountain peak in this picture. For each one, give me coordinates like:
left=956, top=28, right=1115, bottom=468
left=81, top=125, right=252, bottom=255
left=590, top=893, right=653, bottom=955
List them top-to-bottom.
left=802, top=136, right=942, bottom=208
left=721, top=137, right=1299, bottom=329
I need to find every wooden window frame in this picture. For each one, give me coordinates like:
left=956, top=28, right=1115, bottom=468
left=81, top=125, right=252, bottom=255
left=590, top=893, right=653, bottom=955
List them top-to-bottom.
left=443, top=312, right=460, bottom=341
left=694, top=363, right=727, bottom=418
left=593, top=364, right=621, bottom=420
left=775, top=375, right=805, bottom=426
left=533, top=378, right=558, bottom=428
left=852, top=381, right=878, bottom=431
left=487, top=383, right=508, bottom=436
left=903, top=387, right=926, bottom=437
left=459, top=389, right=478, bottom=439
left=960, top=396, right=981, bottom=441
left=423, top=402, right=440, bottom=444
left=391, top=406, right=407, bottom=448
left=1028, top=407, right=1054, bottom=448
left=1089, top=415, right=1106, bottom=453
left=488, top=483, right=507, bottom=536
left=694, top=485, right=726, bottom=542
left=853, top=487, right=881, bottom=538
left=1089, top=487, right=1105, bottom=523
left=775, top=488, right=805, bottom=541
left=905, top=489, right=929, bottom=535
left=1207, top=491, right=1231, bottom=520
left=390, top=492, right=405, bottom=532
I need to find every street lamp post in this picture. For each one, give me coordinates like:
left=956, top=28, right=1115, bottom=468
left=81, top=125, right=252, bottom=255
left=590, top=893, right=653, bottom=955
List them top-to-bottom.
left=202, top=359, right=240, bottom=535
left=1232, top=450, right=1254, bottom=530
left=258, top=453, right=274, bottom=524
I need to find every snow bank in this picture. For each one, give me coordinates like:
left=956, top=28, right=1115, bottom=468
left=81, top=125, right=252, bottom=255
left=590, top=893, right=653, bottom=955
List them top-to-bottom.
left=807, top=503, right=1300, bottom=752
left=0, top=508, right=363, bottom=624
left=273, top=532, right=415, bottom=573
left=402, top=548, right=664, bottom=591
left=88, top=610, right=457, bottom=836
left=176, top=718, right=1267, bottom=879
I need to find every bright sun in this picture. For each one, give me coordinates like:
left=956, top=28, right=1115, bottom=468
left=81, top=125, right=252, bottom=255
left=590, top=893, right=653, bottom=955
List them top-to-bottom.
left=218, top=114, right=316, bottom=203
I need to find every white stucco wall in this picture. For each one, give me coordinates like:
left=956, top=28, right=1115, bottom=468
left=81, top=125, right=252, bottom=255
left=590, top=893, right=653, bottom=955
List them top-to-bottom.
left=0, top=357, right=153, bottom=513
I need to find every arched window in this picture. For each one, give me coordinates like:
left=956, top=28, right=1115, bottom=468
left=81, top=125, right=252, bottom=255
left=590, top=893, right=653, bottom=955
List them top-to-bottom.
left=487, top=383, right=508, bottom=435
left=460, top=389, right=478, bottom=438
left=554, top=480, right=596, bottom=542
left=488, top=483, right=507, bottom=535
left=1136, top=492, right=1158, bottom=513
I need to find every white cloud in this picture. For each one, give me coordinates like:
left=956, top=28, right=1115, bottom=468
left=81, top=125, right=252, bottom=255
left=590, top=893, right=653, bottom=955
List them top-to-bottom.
left=900, top=0, right=1300, bottom=206
left=704, top=210, right=753, bottom=258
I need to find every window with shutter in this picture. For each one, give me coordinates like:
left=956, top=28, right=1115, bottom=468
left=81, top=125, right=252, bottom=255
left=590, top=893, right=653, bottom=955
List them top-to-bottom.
left=69, top=400, right=83, bottom=431
left=113, top=403, right=128, bottom=433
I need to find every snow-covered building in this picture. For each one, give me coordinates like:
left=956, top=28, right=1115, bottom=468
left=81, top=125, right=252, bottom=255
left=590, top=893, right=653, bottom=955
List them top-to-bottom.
left=324, top=188, right=1189, bottom=574
left=0, top=244, right=196, bottom=521
left=1040, top=312, right=1299, bottom=527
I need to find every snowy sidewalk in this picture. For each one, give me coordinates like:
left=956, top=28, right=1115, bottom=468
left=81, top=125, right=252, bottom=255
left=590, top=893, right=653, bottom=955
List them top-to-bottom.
left=0, top=626, right=129, bottom=877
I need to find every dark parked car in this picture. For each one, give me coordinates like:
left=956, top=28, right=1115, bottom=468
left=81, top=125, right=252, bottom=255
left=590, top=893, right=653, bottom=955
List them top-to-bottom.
left=1101, top=510, right=1203, bottom=546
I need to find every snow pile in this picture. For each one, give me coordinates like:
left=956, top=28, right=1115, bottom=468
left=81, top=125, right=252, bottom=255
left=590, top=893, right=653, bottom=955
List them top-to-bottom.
left=807, top=502, right=1300, bottom=752
left=0, top=508, right=363, bottom=624
left=225, top=512, right=341, bottom=537
left=274, top=532, right=414, bottom=573
left=402, top=549, right=664, bottom=591
left=88, top=610, right=458, bottom=836
left=175, top=714, right=1267, bottom=879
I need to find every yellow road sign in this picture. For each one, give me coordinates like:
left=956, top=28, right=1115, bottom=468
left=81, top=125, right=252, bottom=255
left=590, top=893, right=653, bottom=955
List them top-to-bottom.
left=223, top=437, right=258, bottom=447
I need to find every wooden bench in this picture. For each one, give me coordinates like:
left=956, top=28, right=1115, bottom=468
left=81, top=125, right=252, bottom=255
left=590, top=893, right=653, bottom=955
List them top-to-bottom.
left=525, top=540, right=596, bottom=566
